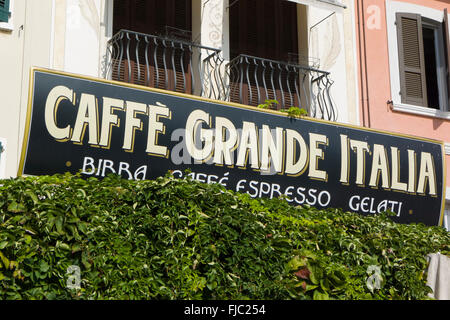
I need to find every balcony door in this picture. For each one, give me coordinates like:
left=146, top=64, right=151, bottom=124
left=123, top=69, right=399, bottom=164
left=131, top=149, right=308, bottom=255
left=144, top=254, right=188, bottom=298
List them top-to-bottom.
left=111, top=0, right=193, bottom=93
left=113, top=0, right=191, bottom=35
left=229, top=0, right=299, bottom=109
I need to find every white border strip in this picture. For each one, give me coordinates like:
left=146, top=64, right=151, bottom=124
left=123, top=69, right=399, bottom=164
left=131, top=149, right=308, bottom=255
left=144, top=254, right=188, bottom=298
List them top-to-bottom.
left=49, top=0, right=55, bottom=68
left=391, top=103, right=450, bottom=121
left=0, top=138, right=7, bottom=179
left=445, top=143, right=450, bottom=155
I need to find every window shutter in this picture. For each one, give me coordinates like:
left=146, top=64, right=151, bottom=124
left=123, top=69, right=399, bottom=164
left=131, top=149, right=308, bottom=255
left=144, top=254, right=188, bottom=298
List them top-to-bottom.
left=0, top=0, right=10, bottom=23
left=111, top=0, right=193, bottom=94
left=113, top=0, right=192, bottom=36
left=173, top=0, right=191, bottom=33
left=229, top=0, right=298, bottom=108
left=230, top=0, right=297, bottom=61
left=396, top=13, right=428, bottom=107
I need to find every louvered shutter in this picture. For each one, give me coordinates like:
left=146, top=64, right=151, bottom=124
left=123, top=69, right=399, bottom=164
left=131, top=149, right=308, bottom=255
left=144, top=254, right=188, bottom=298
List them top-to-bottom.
left=0, top=0, right=10, bottom=22
left=112, top=0, right=192, bottom=94
left=131, top=0, right=152, bottom=34
left=163, top=0, right=192, bottom=93
left=173, top=0, right=191, bottom=34
left=229, top=0, right=298, bottom=109
left=230, top=0, right=297, bottom=61
left=113, top=1, right=192, bottom=37
left=396, top=13, right=428, bottom=107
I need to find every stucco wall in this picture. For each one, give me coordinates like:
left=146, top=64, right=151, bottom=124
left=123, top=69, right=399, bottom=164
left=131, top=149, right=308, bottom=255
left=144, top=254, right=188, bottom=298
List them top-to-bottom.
left=0, top=0, right=53, bottom=178
left=0, top=0, right=358, bottom=184
left=0, top=0, right=112, bottom=178
left=355, top=0, right=450, bottom=202
left=308, top=1, right=359, bottom=124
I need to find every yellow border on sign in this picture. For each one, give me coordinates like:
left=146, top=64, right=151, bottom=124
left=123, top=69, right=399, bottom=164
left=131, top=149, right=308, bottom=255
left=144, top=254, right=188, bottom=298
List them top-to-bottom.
left=17, top=67, right=37, bottom=177
left=18, top=67, right=447, bottom=226
left=439, top=144, right=446, bottom=227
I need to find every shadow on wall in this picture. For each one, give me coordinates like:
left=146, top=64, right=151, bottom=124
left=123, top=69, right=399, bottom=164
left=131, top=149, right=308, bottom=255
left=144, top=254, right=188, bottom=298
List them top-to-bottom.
left=309, top=12, right=341, bottom=71
left=432, top=117, right=445, bottom=130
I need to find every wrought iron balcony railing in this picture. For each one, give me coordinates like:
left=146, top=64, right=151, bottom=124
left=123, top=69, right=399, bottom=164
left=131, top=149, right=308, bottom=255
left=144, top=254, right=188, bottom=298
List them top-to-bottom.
left=105, top=29, right=228, bottom=101
left=105, top=30, right=337, bottom=122
left=226, top=54, right=337, bottom=121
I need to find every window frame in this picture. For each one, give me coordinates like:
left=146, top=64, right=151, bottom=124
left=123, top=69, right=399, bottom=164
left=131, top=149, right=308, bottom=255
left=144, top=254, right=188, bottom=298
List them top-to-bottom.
left=0, top=0, right=13, bottom=32
left=0, top=0, right=10, bottom=22
left=386, top=1, right=450, bottom=118
left=421, top=17, right=448, bottom=111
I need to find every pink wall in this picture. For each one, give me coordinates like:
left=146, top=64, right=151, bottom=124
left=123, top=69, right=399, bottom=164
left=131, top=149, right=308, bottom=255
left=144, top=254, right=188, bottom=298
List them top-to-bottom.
left=356, top=0, right=450, bottom=189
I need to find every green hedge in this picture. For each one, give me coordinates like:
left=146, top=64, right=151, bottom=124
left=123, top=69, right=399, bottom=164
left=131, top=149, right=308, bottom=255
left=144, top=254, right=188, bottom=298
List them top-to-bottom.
left=0, top=172, right=448, bottom=300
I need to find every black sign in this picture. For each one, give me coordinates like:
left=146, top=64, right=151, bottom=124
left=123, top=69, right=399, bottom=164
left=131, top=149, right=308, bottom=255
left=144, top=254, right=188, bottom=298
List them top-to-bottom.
left=20, top=68, right=446, bottom=226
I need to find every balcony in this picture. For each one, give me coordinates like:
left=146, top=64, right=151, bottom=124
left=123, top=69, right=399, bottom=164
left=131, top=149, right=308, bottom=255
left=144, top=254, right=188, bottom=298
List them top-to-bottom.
left=105, top=28, right=228, bottom=101
left=105, top=30, right=337, bottom=121
left=227, top=54, right=337, bottom=121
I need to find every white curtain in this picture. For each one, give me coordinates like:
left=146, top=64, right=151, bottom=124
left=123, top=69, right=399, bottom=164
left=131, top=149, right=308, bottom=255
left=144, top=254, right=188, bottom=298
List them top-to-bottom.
left=427, top=253, right=450, bottom=300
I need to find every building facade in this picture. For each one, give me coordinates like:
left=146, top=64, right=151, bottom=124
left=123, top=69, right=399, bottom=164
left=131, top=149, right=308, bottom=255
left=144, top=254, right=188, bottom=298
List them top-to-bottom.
left=0, top=0, right=448, bottom=228
left=0, top=0, right=358, bottom=177
left=355, top=0, right=450, bottom=228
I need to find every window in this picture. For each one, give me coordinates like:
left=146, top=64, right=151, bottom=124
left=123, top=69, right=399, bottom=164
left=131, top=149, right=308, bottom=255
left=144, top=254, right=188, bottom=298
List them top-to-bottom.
left=0, top=0, right=10, bottom=23
left=110, top=0, right=193, bottom=93
left=112, top=0, right=191, bottom=37
left=229, top=0, right=299, bottom=108
left=229, top=0, right=298, bottom=61
left=396, top=12, right=450, bottom=111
